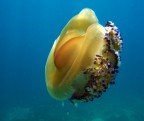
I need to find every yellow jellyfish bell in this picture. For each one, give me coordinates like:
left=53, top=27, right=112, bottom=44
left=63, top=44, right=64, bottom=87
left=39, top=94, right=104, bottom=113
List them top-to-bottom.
left=45, top=8, right=123, bottom=103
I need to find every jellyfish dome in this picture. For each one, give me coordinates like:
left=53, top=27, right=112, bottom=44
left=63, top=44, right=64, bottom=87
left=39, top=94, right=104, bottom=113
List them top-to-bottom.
left=45, top=8, right=123, bottom=103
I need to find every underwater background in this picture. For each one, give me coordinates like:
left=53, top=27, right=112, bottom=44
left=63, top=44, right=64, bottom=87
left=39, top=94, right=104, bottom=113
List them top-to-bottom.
left=0, top=0, right=144, bottom=121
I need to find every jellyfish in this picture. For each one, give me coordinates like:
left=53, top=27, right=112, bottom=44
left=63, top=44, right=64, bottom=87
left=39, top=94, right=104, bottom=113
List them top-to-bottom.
left=45, top=8, right=123, bottom=103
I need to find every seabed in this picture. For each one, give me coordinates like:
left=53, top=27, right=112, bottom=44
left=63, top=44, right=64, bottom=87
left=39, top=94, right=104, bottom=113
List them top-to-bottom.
left=1, top=99, right=144, bottom=121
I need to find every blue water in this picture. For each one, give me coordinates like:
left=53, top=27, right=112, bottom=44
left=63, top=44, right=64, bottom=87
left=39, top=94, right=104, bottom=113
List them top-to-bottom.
left=0, top=0, right=144, bottom=121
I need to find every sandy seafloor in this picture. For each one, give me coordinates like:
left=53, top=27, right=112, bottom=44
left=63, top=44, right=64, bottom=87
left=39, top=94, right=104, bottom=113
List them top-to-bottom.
left=0, top=0, right=144, bottom=121
left=1, top=96, right=144, bottom=121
